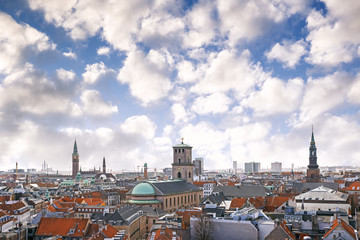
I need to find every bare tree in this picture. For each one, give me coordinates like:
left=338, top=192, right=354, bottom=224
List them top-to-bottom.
left=192, top=215, right=213, bottom=240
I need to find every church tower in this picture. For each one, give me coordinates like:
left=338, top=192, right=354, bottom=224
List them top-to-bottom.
left=306, top=127, right=320, bottom=182
left=172, top=138, right=194, bottom=183
left=72, top=140, right=79, bottom=179
left=103, top=157, right=106, bottom=174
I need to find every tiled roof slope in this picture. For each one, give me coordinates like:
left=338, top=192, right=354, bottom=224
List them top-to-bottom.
left=36, top=217, right=90, bottom=237
left=323, top=218, right=357, bottom=239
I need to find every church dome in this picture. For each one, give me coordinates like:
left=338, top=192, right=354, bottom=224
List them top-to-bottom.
left=132, top=182, right=155, bottom=195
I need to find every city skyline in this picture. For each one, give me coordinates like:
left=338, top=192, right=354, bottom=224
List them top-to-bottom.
left=0, top=0, right=360, bottom=171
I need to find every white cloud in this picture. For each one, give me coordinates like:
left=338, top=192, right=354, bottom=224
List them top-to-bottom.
left=29, top=0, right=152, bottom=51
left=183, top=0, right=216, bottom=48
left=216, top=0, right=307, bottom=46
left=306, top=0, right=360, bottom=66
left=0, top=12, right=55, bottom=74
left=138, top=13, right=184, bottom=49
left=266, top=40, right=307, bottom=68
left=97, top=46, right=111, bottom=56
left=117, top=47, right=173, bottom=105
left=191, top=49, right=269, bottom=99
left=63, top=50, right=77, bottom=59
left=176, top=60, right=201, bottom=83
left=82, top=62, right=115, bottom=85
left=0, top=63, right=79, bottom=116
left=56, top=68, right=76, bottom=82
left=299, top=72, right=353, bottom=124
left=347, top=73, right=360, bottom=104
left=242, top=78, right=304, bottom=116
left=80, top=89, right=118, bottom=117
left=191, top=93, right=232, bottom=115
left=171, top=103, right=189, bottom=123
left=120, top=115, right=156, bottom=140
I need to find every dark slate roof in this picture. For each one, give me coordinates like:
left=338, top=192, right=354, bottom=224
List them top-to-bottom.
left=148, top=180, right=201, bottom=195
left=292, top=182, right=339, bottom=194
left=213, top=185, right=270, bottom=198
left=201, top=192, right=228, bottom=205
left=141, top=206, right=166, bottom=218
left=203, top=206, right=226, bottom=218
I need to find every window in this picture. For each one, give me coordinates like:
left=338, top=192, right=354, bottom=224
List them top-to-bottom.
left=175, top=149, right=177, bottom=153
left=182, top=149, right=184, bottom=153
left=178, top=157, right=181, bottom=163
left=178, top=172, right=182, bottom=178
left=189, top=172, right=191, bottom=178
left=181, top=196, right=183, bottom=204
left=174, top=197, right=176, bottom=206
left=178, top=197, right=179, bottom=205
left=170, top=198, right=172, bottom=207
left=166, top=199, right=168, bottom=208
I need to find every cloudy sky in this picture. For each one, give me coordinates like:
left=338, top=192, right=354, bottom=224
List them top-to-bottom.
left=1, top=0, right=360, bottom=173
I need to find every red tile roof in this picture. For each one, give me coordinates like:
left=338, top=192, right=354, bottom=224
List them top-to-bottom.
left=193, top=181, right=217, bottom=187
left=344, top=181, right=360, bottom=191
left=264, top=196, right=290, bottom=212
left=229, top=199, right=247, bottom=209
left=176, top=209, right=202, bottom=228
left=36, top=217, right=90, bottom=237
left=323, top=218, right=356, bottom=239
left=148, top=227, right=181, bottom=240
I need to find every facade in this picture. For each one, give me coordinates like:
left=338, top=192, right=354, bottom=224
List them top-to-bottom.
left=306, top=129, right=320, bottom=182
left=172, top=139, right=194, bottom=183
left=72, top=140, right=79, bottom=179
left=193, top=158, right=203, bottom=176
left=233, top=161, right=237, bottom=174
left=244, top=162, right=260, bottom=173
left=271, top=162, right=282, bottom=173
left=127, top=180, right=202, bottom=212
left=193, top=181, right=216, bottom=197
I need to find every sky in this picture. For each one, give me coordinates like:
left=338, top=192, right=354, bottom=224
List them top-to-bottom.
left=0, top=0, right=360, bottom=173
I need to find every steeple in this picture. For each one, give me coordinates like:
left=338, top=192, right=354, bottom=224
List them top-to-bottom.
left=306, top=126, right=320, bottom=182
left=308, top=127, right=318, bottom=169
left=72, top=140, right=79, bottom=179
left=73, top=140, right=78, bottom=156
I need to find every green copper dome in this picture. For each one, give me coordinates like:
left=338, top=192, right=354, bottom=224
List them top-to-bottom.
left=132, top=182, right=155, bottom=195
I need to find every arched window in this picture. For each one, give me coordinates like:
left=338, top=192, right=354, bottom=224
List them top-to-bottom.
left=175, top=149, right=177, bottom=153
left=182, top=149, right=184, bottom=153
left=178, top=157, right=181, bottom=163
left=178, top=172, right=182, bottom=178
left=189, top=172, right=191, bottom=178
left=178, top=197, right=179, bottom=205
left=170, top=198, right=172, bottom=207
left=165, top=199, right=168, bottom=207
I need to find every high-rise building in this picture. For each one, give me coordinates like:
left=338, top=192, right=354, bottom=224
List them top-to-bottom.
left=306, top=127, right=320, bottom=182
left=172, top=138, right=194, bottom=183
left=72, top=140, right=79, bottom=179
left=193, top=158, right=203, bottom=176
left=233, top=161, right=238, bottom=174
left=244, top=162, right=260, bottom=173
left=271, top=162, right=282, bottom=172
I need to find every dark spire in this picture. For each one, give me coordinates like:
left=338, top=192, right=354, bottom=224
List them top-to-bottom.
left=311, top=125, right=315, bottom=145
left=308, top=126, right=319, bottom=169
left=73, top=140, right=78, bottom=155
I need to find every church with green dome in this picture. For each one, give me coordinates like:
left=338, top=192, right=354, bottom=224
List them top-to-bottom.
left=126, top=139, right=202, bottom=212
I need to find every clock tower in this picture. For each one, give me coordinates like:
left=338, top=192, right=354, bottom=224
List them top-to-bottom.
left=306, top=127, right=320, bottom=182
left=172, top=138, right=194, bottom=183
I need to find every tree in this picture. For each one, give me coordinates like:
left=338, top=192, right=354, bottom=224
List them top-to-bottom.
left=192, top=215, right=213, bottom=240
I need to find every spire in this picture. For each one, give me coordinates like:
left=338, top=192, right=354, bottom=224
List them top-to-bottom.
left=311, top=125, right=315, bottom=145
left=73, top=140, right=78, bottom=155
